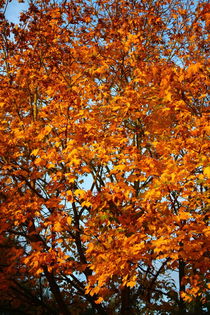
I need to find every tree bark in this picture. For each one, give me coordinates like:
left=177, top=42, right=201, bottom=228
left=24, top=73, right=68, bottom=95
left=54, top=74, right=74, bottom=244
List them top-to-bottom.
left=178, top=258, right=186, bottom=314
left=44, top=267, right=71, bottom=315
left=121, top=286, right=133, bottom=315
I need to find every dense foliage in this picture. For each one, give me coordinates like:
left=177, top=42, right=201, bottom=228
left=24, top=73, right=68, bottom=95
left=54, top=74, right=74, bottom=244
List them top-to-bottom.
left=0, top=0, right=209, bottom=314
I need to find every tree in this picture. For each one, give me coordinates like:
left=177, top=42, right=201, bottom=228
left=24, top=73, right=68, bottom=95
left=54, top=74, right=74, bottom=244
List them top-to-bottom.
left=0, top=0, right=209, bottom=314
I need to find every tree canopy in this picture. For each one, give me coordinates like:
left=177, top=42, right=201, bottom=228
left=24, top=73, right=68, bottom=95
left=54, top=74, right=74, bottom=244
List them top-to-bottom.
left=0, top=0, right=209, bottom=314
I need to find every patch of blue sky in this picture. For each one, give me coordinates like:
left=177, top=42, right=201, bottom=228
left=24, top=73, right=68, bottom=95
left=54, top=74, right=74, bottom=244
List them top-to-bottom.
left=4, top=0, right=28, bottom=24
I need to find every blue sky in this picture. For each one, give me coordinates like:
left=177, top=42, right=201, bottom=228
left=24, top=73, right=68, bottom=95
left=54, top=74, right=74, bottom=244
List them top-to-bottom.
left=5, top=0, right=28, bottom=24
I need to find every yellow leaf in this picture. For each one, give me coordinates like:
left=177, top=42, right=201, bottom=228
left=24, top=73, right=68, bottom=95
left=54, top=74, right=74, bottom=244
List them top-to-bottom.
left=187, top=63, right=202, bottom=76
left=164, top=91, right=172, bottom=102
left=45, top=125, right=52, bottom=135
left=31, top=149, right=39, bottom=156
left=34, top=157, right=42, bottom=165
left=47, top=163, right=55, bottom=169
left=114, top=164, right=127, bottom=171
left=203, top=166, right=210, bottom=178
left=74, top=189, right=86, bottom=198
left=81, top=201, right=92, bottom=207
left=178, top=212, right=191, bottom=220
left=67, top=217, right=72, bottom=225
left=54, top=222, right=62, bottom=232
left=86, top=242, right=94, bottom=254
left=35, top=268, right=43, bottom=275
left=127, top=280, right=136, bottom=288
left=90, top=286, right=100, bottom=296
left=95, top=297, right=103, bottom=304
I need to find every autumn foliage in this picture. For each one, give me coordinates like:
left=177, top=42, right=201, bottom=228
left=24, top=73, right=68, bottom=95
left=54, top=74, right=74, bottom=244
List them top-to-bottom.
left=0, top=0, right=209, bottom=314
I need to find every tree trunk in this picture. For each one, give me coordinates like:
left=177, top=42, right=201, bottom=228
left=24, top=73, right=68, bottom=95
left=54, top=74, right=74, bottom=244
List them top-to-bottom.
left=178, top=258, right=186, bottom=314
left=44, top=267, right=71, bottom=315
left=121, top=286, right=133, bottom=315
